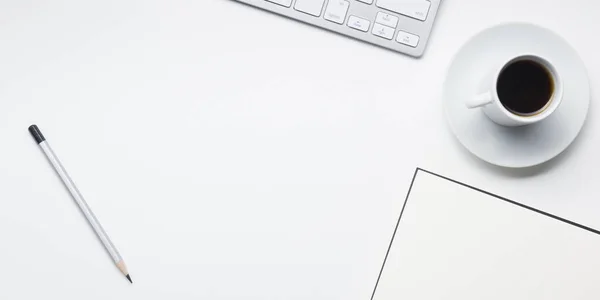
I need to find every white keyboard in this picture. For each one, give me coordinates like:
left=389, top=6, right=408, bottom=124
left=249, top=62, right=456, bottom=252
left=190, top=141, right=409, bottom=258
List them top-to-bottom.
left=234, top=0, right=441, bottom=57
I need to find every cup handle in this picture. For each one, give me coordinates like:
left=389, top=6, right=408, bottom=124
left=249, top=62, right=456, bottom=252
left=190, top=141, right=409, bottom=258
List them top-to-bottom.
left=466, top=92, right=493, bottom=109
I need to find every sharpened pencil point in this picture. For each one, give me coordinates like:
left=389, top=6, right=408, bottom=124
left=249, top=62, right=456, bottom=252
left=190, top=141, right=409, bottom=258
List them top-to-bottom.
left=126, top=274, right=132, bottom=283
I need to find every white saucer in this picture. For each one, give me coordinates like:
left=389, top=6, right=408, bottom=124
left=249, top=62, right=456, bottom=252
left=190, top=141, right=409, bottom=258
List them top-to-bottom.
left=443, top=23, right=590, bottom=168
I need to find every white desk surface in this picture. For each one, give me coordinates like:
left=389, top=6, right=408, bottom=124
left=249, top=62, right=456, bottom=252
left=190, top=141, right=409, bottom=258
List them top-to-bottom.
left=0, top=0, right=598, bottom=299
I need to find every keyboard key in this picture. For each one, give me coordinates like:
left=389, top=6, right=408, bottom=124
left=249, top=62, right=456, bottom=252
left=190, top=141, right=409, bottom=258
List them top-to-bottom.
left=265, top=0, right=292, bottom=8
left=294, top=0, right=325, bottom=17
left=324, top=0, right=350, bottom=24
left=356, top=0, right=374, bottom=4
left=376, top=0, right=431, bottom=21
left=375, top=12, right=398, bottom=28
left=347, top=16, right=370, bottom=32
left=372, top=23, right=395, bottom=40
left=396, top=30, right=419, bottom=47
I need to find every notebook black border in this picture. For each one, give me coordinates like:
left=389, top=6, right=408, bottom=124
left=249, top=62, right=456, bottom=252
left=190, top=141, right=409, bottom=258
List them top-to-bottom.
left=370, top=167, right=600, bottom=300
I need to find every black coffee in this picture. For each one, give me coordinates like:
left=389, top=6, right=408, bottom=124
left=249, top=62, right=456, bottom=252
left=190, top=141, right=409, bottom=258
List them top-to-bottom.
left=496, top=60, right=554, bottom=115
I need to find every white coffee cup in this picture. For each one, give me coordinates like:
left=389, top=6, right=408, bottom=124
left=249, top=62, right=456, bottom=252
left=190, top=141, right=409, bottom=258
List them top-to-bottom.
left=465, top=54, right=563, bottom=127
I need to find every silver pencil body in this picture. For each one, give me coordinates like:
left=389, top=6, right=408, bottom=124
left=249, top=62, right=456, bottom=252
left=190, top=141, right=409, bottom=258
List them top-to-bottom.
left=39, top=140, right=122, bottom=264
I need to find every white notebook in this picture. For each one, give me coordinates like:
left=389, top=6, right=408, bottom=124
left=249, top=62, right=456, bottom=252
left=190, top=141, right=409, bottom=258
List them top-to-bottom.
left=372, top=169, right=600, bottom=300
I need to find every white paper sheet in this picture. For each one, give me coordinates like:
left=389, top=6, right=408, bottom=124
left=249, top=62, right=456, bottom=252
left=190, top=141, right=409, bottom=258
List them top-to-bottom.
left=372, top=169, right=600, bottom=300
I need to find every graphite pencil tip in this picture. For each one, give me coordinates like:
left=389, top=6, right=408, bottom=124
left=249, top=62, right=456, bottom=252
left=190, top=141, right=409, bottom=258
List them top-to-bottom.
left=126, top=274, right=132, bottom=284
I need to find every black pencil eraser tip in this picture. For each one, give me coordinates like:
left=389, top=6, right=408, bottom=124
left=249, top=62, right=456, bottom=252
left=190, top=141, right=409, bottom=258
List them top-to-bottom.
left=28, top=125, right=46, bottom=144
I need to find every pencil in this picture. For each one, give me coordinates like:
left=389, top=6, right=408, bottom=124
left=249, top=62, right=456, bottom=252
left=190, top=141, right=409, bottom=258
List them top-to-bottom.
left=28, top=125, right=132, bottom=283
